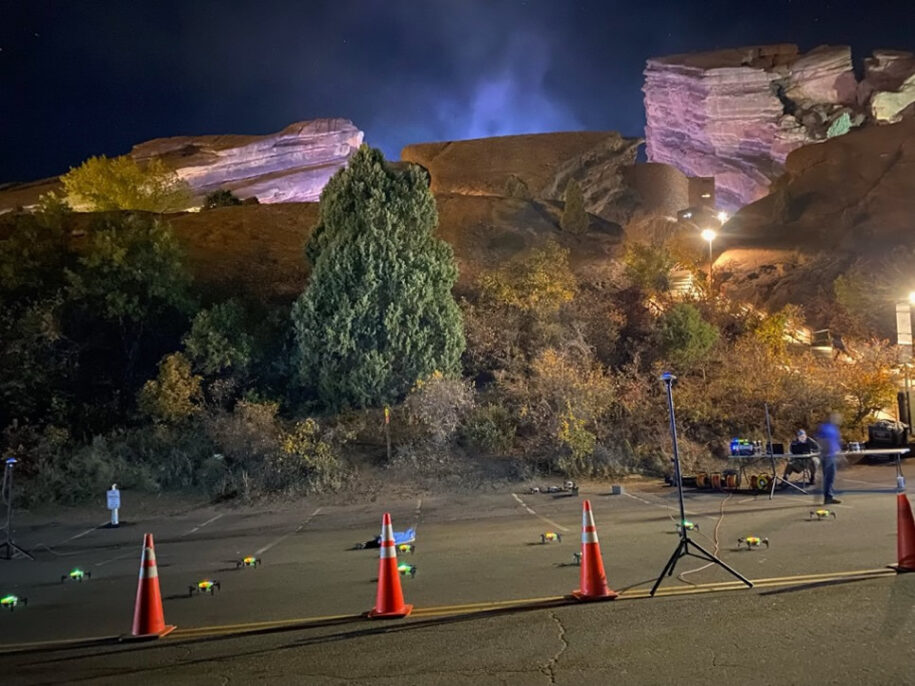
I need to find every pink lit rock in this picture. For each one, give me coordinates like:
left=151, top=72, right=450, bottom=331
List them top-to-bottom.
left=644, top=44, right=859, bottom=211
left=130, top=118, right=364, bottom=204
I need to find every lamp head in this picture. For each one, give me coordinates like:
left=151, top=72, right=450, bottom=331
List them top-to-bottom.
left=700, top=228, right=717, bottom=243
left=908, top=291, right=915, bottom=305
left=660, top=371, right=677, bottom=383
left=5, top=458, right=17, bottom=466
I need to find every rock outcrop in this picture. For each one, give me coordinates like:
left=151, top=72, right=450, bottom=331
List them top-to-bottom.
left=642, top=44, right=915, bottom=212
left=130, top=118, right=364, bottom=203
left=716, top=118, right=915, bottom=332
left=0, top=119, right=364, bottom=212
left=401, top=131, right=641, bottom=223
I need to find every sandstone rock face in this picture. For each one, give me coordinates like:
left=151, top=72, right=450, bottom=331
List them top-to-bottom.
left=644, top=44, right=863, bottom=211
left=130, top=118, right=364, bottom=203
left=717, top=118, right=915, bottom=331
left=401, top=131, right=641, bottom=223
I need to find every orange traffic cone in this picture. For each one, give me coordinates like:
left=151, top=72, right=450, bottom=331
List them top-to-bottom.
left=896, top=493, right=915, bottom=572
left=572, top=500, right=618, bottom=601
left=368, top=513, right=413, bottom=618
left=130, top=533, right=176, bottom=638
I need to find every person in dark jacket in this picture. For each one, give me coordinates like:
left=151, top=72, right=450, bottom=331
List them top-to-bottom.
left=785, top=429, right=819, bottom=484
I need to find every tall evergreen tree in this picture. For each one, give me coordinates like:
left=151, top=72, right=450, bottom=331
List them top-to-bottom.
left=292, top=145, right=465, bottom=408
left=560, top=178, right=589, bottom=235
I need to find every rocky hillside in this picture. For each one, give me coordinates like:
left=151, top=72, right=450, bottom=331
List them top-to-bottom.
left=644, top=44, right=915, bottom=211
left=716, top=118, right=915, bottom=330
left=402, top=131, right=641, bottom=224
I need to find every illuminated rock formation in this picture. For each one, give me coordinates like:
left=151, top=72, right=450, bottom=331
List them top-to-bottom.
left=643, top=44, right=861, bottom=211
left=130, top=118, right=364, bottom=203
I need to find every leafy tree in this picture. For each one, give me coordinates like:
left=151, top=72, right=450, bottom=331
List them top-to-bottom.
left=292, top=145, right=465, bottom=408
left=61, top=155, right=191, bottom=212
left=560, top=179, right=589, bottom=234
left=203, top=189, right=243, bottom=209
left=623, top=242, right=675, bottom=294
left=183, top=300, right=254, bottom=377
left=657, top=303, right=719, bottom=370
left=751, top=304, right=805, bottom=360
left=138, top=353, right=202, bottom=423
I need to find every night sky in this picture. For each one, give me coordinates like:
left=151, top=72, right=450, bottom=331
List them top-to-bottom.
left=2, top=0, right=915, bottom=183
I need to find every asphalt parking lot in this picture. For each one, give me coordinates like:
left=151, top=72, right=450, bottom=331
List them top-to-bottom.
left=1, top=460, right=913, bottom=684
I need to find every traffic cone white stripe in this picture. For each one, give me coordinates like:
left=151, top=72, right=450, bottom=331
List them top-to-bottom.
left=382, top=523, right=394, bottom=541
left=581, top=531, right=599, bottom=544
left=380, top=545, right=396, bottom=558
left=139, top=548, right=158, bottom=578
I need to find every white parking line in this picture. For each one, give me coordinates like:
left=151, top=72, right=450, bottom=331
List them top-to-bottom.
left=623, top=492, right=654, bottom=506
left=511, top=493, right=570, bottom=532
left=255, top=507, right=322, bottom=555
left=183, top=513, right=224, bottom=536
left=62, top=522, right=109, bottom=543
left=95, top=550, right=135, bottom=567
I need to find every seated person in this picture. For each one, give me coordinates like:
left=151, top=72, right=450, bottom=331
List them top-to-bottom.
left=785, top=430, right=819, bottom=483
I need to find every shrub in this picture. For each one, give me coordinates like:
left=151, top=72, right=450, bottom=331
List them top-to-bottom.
left=293, top=145, right=465, bottom=408
left=61, top=155, right=191, bottom=212
left=504, top=174, right=531, bottom=200
left=560, top=179, right=589, bottom=234
left=203, top=189, right=243, bottom=209
left=478, top=240, right=577, bottom=317
left=623, top=242, right=674, bottom=294
left=657, top=303, right=719, bottom=370
left=138, top=353, right=203, bottom=423
left=402, top=371, right=475, bottom=448
left=461, top=403, right=516, bottom=455
left=276, top=417, right=349, bottom=493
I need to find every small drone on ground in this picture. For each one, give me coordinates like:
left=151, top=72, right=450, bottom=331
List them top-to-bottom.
left=810, top=509, right=838, bottom=520
left=676, top=520, right=699, bottom=532
left=541, top=532, right=562, bottom=544
left=737, top=536, right=769, bottom=550
left=397, top=543, right=415, bottom=555
left=571, top=552, right=582, bottom=566
left=236, top=556, right=261, bottom=568
left=397, top=563, right=417, bottom=577
left=61, top=568, right=91, bottom=583
left=189, top=579, right=221, bottom=596
left=1, top=594, right=26, bottom=611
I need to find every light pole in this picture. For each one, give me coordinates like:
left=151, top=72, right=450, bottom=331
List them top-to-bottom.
left=700, top=228, right=717, bottom=287
left=896, top=293, right=915, bottom=429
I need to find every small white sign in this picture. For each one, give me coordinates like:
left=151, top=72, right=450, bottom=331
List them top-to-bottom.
left=107, top=488, right=120, bottom=510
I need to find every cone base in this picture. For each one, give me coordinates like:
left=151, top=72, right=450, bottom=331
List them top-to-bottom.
left=889, top=563, right=915, bottom=573
left=571, top=589, right=618, bottom=602
left=368, top=603, right=413, bottom=619
left=122, top=625, right=177, bottom=642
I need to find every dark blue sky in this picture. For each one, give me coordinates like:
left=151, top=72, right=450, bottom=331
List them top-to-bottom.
left=2, top=0, right=914, bottom=182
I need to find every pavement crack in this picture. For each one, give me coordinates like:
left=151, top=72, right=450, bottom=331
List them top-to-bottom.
left=541, top=610, right=569, bottom=684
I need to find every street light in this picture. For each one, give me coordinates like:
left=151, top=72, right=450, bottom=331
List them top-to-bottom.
left=716, top=210, right=729, bottom=224
left=700, top=228, right=716, bottom=286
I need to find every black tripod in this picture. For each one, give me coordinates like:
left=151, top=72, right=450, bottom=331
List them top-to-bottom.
left=650, top=373, right=751, bottom=596
left=1, top=458, right=33, bottom=560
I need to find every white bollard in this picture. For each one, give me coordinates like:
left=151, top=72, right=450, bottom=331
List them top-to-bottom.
left=107, top=483, right=121, bottom=528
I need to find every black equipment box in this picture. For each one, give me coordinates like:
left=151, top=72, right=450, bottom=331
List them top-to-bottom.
left=867, top=420, right=908, bottom=448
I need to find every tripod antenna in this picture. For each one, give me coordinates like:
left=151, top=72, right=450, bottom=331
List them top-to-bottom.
left=650, top=372, right=751, bottom=596
left=764, top=402, right=808, bottom=498
left=1, top=458, right=33, bottom=561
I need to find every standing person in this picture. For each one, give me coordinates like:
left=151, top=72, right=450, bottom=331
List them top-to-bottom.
left=816, top=412, right=842, bottom=505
